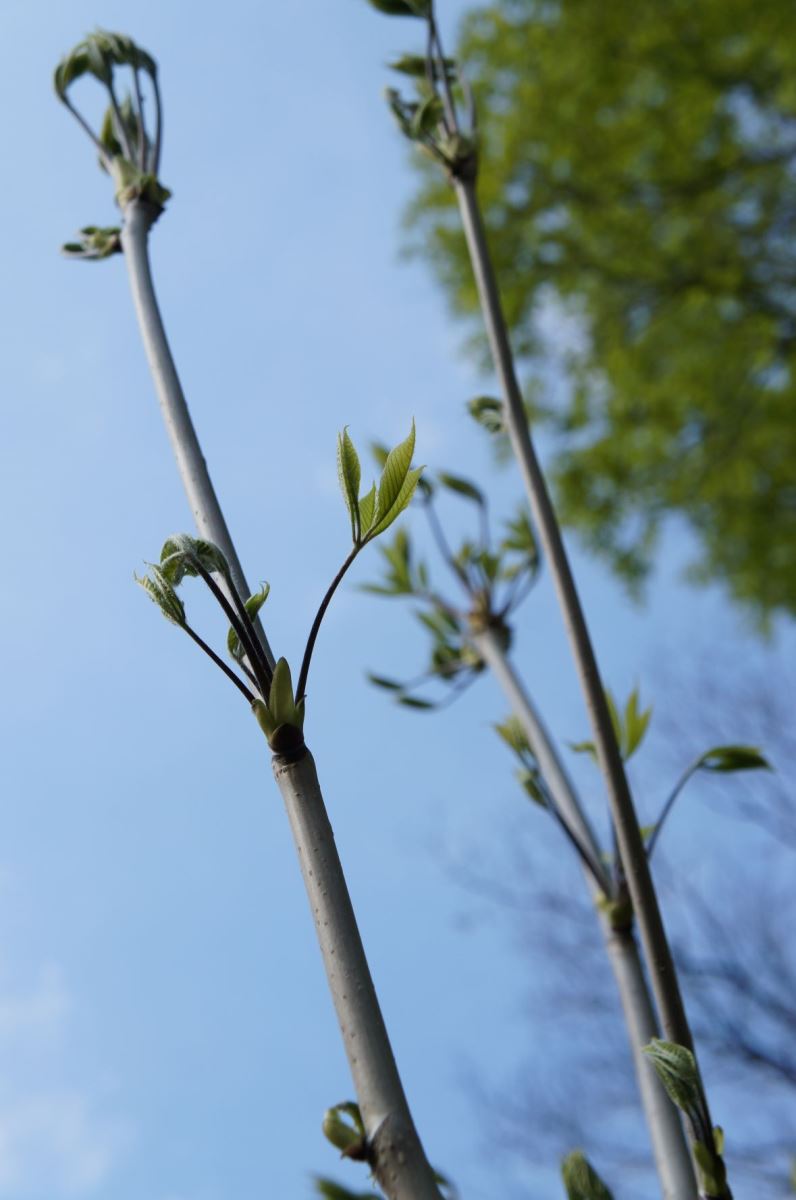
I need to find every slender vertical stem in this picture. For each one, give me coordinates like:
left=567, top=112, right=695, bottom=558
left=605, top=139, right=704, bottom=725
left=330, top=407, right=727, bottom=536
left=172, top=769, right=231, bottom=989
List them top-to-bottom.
left=132, top=68, right=147, bottom=165
left=150, top=72, right=163, bottom=174
left=108, top=78, right=136, bottom=163
left=455, top=179, right=693, bottom=1051
left=120, top=199, right=276, bottom=673
left=474, top=627, right=697, bottom=1199
left=272, top=748, right=443, bottom=1200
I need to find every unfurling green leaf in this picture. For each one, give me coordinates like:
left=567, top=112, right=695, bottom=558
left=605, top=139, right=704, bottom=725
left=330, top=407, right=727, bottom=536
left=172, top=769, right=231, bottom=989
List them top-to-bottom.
left=55, top=30, right=157, bottom=101
left=411, top=93, right=445, bottom=140
left=61, top=224, right=122, bottom=261
left=467, top=395, right=505, bottom=433
left=337, top=428, right=362, bottom=543
left=437, top=471, right=485, bottom=506
left=159, top=534, right=230, bottom=585
left=136, top=564, right=185, bottom=626
left=227, top=583, right=270, bottom=663
left=252, top=658, right=305, bottom=754
left=269, top=658, right=299, bottom=726
left=572, top=687, right=652, bottom=764
left=697, top=745, right=771, bottom=773
left=643, top=1039, right=701, bottom=1115
left=322, top=1102, right=366, bottom=1160
left=693, top=1140, right=728, bottom=1197
left=561, top=1150, right=614, bottom=1200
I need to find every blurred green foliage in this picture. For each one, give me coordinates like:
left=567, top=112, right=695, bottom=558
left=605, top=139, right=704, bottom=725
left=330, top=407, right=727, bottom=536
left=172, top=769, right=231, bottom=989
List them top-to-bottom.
left=405, top=0, right=796, bottom=621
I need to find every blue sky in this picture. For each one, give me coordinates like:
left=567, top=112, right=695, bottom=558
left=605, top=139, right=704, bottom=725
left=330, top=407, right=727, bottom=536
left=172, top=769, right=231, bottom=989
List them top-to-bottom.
left=0, top=2, right=793, bottom=1199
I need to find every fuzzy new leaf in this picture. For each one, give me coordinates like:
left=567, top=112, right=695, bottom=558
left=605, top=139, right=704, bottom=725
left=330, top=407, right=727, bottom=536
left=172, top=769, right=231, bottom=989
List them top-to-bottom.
left=160, top=534, right=229, bottom=585
left=136, top=564, right=185, bottom=626
left=643, top=1040, right=701, bottom=1115
left=561, top=1151, right=614, bottom=1200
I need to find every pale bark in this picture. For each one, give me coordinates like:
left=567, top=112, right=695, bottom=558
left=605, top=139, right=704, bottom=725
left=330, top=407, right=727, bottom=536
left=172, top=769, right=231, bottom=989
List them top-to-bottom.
left=120, top=198, right=276, bottom=672
left=474, top=628, right=697, bottom=1200
left=273, top=748, right=443, bottom=1200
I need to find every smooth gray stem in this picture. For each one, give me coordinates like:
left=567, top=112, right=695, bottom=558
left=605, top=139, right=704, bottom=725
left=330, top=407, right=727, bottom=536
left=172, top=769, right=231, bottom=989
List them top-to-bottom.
left=454, top=179, right=695, bottom=1058
left=120, top=199, right=275, bottom=672
left=472, top=629, right=607, bottom=891
left=474, top=629, right=697, bottom=1199
left=272, top=749, right=443, bottom=1200
left=603, top=924, right=698, bottom=1199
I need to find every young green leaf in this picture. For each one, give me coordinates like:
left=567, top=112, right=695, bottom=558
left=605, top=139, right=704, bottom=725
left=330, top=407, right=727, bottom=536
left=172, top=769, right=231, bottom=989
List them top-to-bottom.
left=364, top=0, right=426, bottom=14
left=388, top=53, right=457, bottom=81
left=410, top=94, right=445, bottom=140
left=61, top=225, right=122, bottom=260
left=372, top=422, right=415, bottom=526
left=337, top=428, right=362, bottom=543
left=368, top=466, right=423, bottom=540
left=437, top=471, right=485, bottom=506
left=358, top=484, right=377, bottom=537
left=136, top=564, right=185, bottom=626
left=227, top=583, right=270, bottom=663
left=268, top=657, right=301, bottom=728
left=366, top=674, right=405, bottom=692
left=623, top=688, right=652, bottom=760
left=398, top=695, right=436, bottom=710
left=251, top=698, right=276, bottom=740
left=494, top=715, right=531, bottom=758
left=569, top=739, right=597, bottom=761
left=697, top=745, right=771, bottom=773
left=518, top=768, right=547, bottom=807
left=643, top=1039, right=701, bottom=1115
left=321, top=1104, right=366, bottom=1159
left=561, top=1150, right=615, bottom=1200
left=314, top=1179, right=381, bottom=1200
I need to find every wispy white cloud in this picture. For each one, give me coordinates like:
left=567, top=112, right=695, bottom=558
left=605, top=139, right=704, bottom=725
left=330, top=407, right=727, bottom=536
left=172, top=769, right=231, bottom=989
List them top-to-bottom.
left=0, top=966, right=132, bottom=1197
left=0, top=1090, right=130, bottom=1196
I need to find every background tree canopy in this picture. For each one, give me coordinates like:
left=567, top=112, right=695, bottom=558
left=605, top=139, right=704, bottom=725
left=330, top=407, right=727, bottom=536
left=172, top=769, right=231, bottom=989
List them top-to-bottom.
left=406, top=0, right=796, bottom=621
